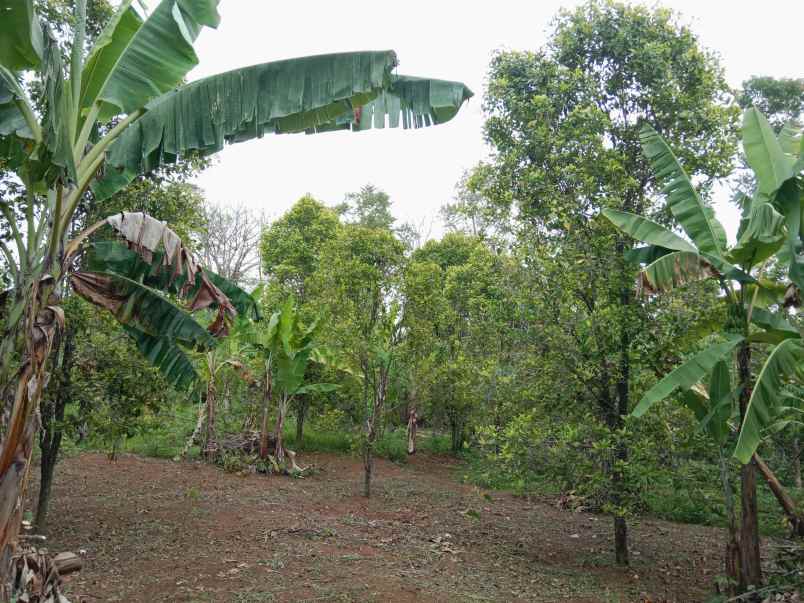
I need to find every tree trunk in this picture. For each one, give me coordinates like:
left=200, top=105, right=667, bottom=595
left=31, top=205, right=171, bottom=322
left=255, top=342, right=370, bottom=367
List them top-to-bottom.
left=0, top=284, right=62, bottom=597
left=35, top=327, right=75, bottom=534
left=737, top=342, right=762, bottom=590
left=0, top=363, right=42, bottom=601
left=259, top=368, right=272, bottom=460
left=203, top=381, right=217, bottom=461
left=273, top=395, right=287, bottom=465
left=295, top=397, right=308, bottom=448
left=406, top=407, right=417, bottom=455
left=449, top=416, right=463, bottom=453
left=363, top=430, right=374, bottom=498
left=793, top=438, right=802, bottom=489
left=719, top=451, right=741, bottom=593
left=755, top=453, right=804, bottom=537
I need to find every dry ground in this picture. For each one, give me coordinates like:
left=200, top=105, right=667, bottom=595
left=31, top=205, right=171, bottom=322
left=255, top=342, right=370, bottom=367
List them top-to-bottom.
left=31, top=451, right=734, bottom=602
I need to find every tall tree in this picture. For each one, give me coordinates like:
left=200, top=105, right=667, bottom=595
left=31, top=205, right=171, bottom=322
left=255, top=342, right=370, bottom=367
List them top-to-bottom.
left=478, top=0, right=737, bottom=565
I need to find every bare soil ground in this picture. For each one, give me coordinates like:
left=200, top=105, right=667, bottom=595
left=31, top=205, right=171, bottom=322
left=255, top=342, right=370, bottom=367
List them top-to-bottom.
left=31, top=451, right=734, bottom=602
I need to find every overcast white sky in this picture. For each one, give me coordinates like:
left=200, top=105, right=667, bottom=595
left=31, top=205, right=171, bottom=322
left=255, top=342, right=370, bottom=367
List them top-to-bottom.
left=183, top=0, right=804, bottom=240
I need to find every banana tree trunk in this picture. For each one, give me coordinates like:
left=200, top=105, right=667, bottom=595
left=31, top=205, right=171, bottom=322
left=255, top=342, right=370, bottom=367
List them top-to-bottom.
left=0, top=286, right=61, bottom=596
left=737, top=341, right=762, bottom=590
left=259, top=366, right=272, bottom=460
left=203, top=381, right=217, bottom=461
left=273, top=394, right=288, bottom=465
left=794, top=438, right=802, bottom=489
left=719, top=450, right=740, bottom=594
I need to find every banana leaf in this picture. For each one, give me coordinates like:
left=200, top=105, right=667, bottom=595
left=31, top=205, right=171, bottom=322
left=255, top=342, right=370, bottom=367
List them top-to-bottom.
left=0, top=0, right=44, bottom=71
left=81, top=0, right=220, bottom=120
left=93, top=51, right=471, bottom=200
left=0, top=68, right=34, bottom=139
left=311, top=74, right=474, bottom=132
left=742, top=107, right=795, bottom=197
left=778, top=120, right=802, bottom=157
left=640, top=124, right=727, bottom=257
left=727, top=202, right=786, bottom=268
left=602, top=208, right=698, bottom=253
left=86, top=240, right=259, bottom=320
left=625, top=245, right=673, bottom=265
left=639, top=251, right=717, bottom=293
left=70, top=270, right=216, bottom=350
left=749, top=307, right=801, bottom=344
left=123, top=325, right=199, bottom=391
left=633, top=335, right=744, bottom=418
left=734, top=339, right=804, bottom=463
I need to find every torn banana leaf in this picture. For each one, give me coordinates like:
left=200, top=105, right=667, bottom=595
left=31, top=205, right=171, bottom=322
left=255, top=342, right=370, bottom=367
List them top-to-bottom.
left=93, top=51, right=472, bottom=199
left=72, top=212, right=238, bottom=334
left=86, top=240, right=259, bottom=320
left=70, top=271, right=216, bottom=350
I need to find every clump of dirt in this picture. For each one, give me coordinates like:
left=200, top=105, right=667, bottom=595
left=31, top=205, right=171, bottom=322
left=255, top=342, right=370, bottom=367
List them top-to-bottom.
left=30, top=451, right=737, bottom=602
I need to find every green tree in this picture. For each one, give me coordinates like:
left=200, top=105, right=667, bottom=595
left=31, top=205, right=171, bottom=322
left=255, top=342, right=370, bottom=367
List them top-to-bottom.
left=0, top=0, right=471, bottom=587
left=477, top=0, right=738, bottom=565
left=739, top=77, right=804, bottom=131
left=336, top=184, right=395, bottom=230
left=260, top=195, right=341, bottom=442
left=313, top=225, right=405, bottom=496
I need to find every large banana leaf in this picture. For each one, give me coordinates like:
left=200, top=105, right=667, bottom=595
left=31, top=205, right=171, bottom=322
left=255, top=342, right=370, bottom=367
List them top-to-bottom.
left=0, top=0, right=43, bottom=71
left=81, top=0, right=220, bottom=120
left=93, top=51, right=472, bottom=200
left=742, top=107, right=795, bottom=197
left=640, top=124, right=727, bottom=257
left=727, top=202, right=786, bottom=268
left=601, top=209, right=698, bottom=253
left=625, top=245, right=673, bottom=265
left=70, top=270, right=216, bottom=350
left=123, top=325, right=199, bottom=391
left=632, top=335, right=744, bottom=417
left=734, top=339, right=804, bottom=463
left=706, top=361, right=734, bottom=445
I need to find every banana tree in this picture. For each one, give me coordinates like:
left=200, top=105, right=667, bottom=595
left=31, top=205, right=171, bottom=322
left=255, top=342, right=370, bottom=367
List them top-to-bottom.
left=0, top=0, right=471, bottom=590
left=602, top=108, right=803, bottom=591
left=243, top=298, right=336, bottom=468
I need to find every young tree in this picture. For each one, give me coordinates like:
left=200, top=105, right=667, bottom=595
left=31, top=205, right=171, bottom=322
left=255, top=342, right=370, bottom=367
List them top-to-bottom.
left=0, top=0, right=471, bottom=588
left=477, top=0, right=737, bottom=565
left=314, top=225, right=405, bottom=496
left=242, top=299, right=335, bottom=467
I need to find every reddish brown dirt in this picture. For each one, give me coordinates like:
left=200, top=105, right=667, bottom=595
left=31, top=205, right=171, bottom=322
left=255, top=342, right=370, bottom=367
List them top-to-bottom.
left=31, top=452, right=732, bottom=602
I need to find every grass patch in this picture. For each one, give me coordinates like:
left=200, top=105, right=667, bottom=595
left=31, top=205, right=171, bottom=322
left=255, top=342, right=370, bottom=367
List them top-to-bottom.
left=283, top=422, right=353, bottom=454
